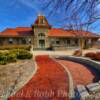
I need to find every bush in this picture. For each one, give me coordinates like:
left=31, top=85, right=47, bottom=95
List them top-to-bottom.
left=0, top=45, right=31, bottom=51
left=0, top=49, right=32, bottom=65
left=10, top=49, right=33, bottom=60
left=17, top=50, right=32, bottom=59
left=73, top=50, right=82, bottom=56
left=84, top=52, right=96, bottom=60
left=85, top=52, right=100, bottom=61
left=95, top=52, right=100, bottom=61
left=0, top=53, right=7, bottom=61
left=6, top=53, right=17, bottom=63
left=0, top=61, right=7, bottom=65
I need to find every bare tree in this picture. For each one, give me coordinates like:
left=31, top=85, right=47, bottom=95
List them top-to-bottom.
left=40, top=0, right=100, bottom=54
left=41, top=0, right=100, bottom=30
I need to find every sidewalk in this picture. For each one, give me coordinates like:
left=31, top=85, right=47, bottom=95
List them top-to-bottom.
left=9, top=55, right=69, bottom=100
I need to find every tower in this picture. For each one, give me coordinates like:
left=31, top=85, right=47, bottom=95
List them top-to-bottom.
left=32, top=15, right=51, bottom=49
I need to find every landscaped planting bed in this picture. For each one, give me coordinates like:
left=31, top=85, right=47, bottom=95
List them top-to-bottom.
left=0, top=45, right=31, bottom=51
left=0, top=49, right=33, bottom=65
left=9, top=55, right=69, bottom=100
left=0, top=60, right=35, bottom=100
left=58, top=60, right=100, bottom=86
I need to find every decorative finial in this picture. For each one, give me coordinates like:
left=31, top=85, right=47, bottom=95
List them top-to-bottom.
left=38, top=12, right=44, bottom=16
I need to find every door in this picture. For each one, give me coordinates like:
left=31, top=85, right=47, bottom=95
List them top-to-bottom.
left=39, top=40, right=45, bottom=48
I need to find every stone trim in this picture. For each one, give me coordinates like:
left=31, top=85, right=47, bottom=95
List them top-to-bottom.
left=50, top=56, right=75, bottom=100
left=58, top=56, right=100, bottom=73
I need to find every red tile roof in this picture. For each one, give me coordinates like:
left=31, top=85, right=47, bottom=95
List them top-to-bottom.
left=0, top=27, right=33, bottom=36
left=0, top=27, right=99, bottom=38
left=15, top=27, right=33, bottom=36
left=1, top=28, right=18, bottom=36
left=48, top=28, right=100, bottom=38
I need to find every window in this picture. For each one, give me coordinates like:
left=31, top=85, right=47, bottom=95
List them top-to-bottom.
left=40, top=19, right=44, bottom=24
left=38, top=33, right=45, bottom=39
left=38, top=33, right=45, bottom=37
left=8, top=38, right=13, bottom=44
left=28, top=38, right=32, bottom=44
left=0, top=39, right=3, bottom=45
left=22, top=39, right=26, bottom=44
left=67, top=39, right=70, bottom=44
left=75, top=39, right=78, bottom=44
left=39, top=40, right=45, bottom=48
left=56, top=41, right=60, bottom=45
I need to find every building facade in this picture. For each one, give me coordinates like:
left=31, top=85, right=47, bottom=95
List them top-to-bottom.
left=0, top=15, right=100, bottom=50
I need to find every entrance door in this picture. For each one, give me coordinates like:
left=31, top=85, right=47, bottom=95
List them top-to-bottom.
left=39, top=40, right=45, bottom=49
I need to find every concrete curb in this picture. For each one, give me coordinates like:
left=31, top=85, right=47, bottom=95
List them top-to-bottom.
left=50, top=56, right=75, bottom=100
left=58, top=56, right=100, bottom=73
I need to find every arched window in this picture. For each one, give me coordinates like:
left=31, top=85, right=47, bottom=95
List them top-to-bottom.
left=40, top=19, right=45, bottom=24
left=38, top=33, right=45, bottom=39
left=28, top=38, right=32, bottom=44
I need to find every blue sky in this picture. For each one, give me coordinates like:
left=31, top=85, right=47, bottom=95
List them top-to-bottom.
left=0, top=0, right=100, bottom=34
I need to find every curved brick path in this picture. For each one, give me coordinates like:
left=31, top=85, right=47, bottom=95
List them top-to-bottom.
left=9, top=55, right=69, bottom=100
left=58, top=60, right=100, bottom=86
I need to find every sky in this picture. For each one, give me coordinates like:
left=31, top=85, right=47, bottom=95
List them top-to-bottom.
left=0, top=0, right=100, bottom=34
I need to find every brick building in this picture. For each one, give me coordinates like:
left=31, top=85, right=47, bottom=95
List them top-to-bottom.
left=0, top=15, right=100, bottom=50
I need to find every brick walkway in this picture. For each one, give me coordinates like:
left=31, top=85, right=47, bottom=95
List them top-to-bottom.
left=9, top=55, right=69, bottom=100
left=58, top=60, right=100, bottom=86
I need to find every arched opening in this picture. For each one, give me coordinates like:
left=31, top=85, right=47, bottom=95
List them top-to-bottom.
left=38, top=33, right=45, bottom=48
left=38, top=33, right=45, bottom=39
left=8, top=38, right=13, bottom=44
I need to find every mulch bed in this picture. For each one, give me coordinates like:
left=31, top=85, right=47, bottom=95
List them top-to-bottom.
left=9, top=55, right=69, bottom=100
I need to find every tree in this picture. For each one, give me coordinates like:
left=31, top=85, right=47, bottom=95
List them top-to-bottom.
left=41, top=0, right=100, bottom=54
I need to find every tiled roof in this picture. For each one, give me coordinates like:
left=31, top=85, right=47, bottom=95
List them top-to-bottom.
left=0, top=27, right=33, bottom=36
left=0, top=27, right=99, bottom=38
left=15, top=27, right=33, bottom=36
left=1, top=28, right=18, bottom=36
left=48, top=28, right=100, bottom=38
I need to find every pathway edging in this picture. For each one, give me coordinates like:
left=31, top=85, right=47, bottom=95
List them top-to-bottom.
left=50, top=56, right=75, bottom=100
left=8, top=57, right=38, bottom=99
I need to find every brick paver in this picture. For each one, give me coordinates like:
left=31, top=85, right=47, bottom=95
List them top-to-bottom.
left=9, top=55, right=69, bottom=100
left=58, top=60, right=100, bottom=86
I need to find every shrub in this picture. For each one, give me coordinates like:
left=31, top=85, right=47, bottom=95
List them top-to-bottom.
left=0, top=45, right=31, bottom=51
left=0, top=49, right=32, bottom=65
left=10, top=49, right=33, bottom=60
left=17, top=50, right=32, bottom=59
left=73, top=50, right=82, bottom=56
left=0, top=52, right=17, bottom=64
left=84, top=52, right=96, bottom=59
left=85, top=52, right=100, bottom=61
left=95, top=52, right=100, bottom=61
left=0, top=53, right=7, bottom=61
left=0, top=53, right=7, bottom=65
left=6, top=53, right=17, bottom=63
left=0, top=61, right=7, bottom=65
